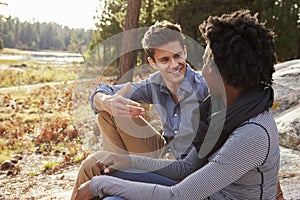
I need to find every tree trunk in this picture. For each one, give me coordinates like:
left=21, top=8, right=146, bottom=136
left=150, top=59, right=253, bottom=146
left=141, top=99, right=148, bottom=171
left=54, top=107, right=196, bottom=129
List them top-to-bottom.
left=117, top=0, right=141, bottom=83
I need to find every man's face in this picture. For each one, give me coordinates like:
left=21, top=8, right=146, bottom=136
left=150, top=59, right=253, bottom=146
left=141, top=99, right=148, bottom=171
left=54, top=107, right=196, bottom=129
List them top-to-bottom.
left=148, top=41, right=187, bottom=88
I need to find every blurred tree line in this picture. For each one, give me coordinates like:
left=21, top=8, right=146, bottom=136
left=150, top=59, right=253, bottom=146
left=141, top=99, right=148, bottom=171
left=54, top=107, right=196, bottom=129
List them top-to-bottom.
left=0, top=0, right=298, bottom=65
left=91, top=0, right=299, bottom=67
left=0, top=16, right=92, bottom=53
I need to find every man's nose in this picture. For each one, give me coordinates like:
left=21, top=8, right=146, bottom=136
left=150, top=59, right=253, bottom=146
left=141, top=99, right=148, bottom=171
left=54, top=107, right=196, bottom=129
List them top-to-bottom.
left=170, top=58, right=178, bottom=68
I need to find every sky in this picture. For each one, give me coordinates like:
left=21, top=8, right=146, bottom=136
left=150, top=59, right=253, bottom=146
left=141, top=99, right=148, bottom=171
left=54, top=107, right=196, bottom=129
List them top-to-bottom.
left=0, top=0, right=100, bottom=29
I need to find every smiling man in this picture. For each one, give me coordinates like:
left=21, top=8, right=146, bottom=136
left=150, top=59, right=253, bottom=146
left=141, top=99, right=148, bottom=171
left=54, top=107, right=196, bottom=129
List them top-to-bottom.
left=70, top=20, right=208, bottom=199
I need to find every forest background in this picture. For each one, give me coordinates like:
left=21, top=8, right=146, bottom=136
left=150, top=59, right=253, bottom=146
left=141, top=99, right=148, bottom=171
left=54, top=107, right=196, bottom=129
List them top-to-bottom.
left=0, top=0, right=299, bottom=62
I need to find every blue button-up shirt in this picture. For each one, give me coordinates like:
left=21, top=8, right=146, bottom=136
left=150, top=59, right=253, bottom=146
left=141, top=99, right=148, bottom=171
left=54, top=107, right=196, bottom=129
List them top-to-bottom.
left=90, top=65, right=208, bottom=159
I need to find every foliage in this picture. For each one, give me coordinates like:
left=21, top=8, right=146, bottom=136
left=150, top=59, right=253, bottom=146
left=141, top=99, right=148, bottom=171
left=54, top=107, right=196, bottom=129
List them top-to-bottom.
left=91, top=0, right=124, bottom=48
left=92, top=0, right=299, bottom=62
left=174, top=0, right=300, bottom=61
left=0, top=2, right=7, bottom=23
left=0, top=17, right=93, bottom=53
left=0, top=77, right=85, bottom=166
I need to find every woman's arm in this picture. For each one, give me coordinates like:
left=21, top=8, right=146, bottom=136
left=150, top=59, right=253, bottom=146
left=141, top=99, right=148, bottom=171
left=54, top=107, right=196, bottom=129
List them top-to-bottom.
left=89, top=123, right=270, bottom=200
left=96, top=147, right=206, bottom=180
left=130, top=147, right=207, bottom=180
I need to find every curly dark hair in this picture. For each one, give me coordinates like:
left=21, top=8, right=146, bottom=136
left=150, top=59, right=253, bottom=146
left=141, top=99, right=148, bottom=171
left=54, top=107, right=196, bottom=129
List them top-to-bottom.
left=199, top=9, right=277, bottom=89
left=142, top=20, right=185, bottom=61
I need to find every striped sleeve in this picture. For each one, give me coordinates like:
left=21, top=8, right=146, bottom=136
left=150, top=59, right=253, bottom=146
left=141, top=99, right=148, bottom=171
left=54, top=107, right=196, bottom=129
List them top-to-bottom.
left=90, top=118, right=273, bottom=200
left=130, top=147, right=207, bottom=180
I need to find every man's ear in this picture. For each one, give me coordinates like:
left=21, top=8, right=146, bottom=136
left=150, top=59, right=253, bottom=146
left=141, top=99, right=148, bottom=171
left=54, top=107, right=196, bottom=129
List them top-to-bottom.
left=183, top=45, right=187, bottom=60
left=147, top=57, right=157, bottom=69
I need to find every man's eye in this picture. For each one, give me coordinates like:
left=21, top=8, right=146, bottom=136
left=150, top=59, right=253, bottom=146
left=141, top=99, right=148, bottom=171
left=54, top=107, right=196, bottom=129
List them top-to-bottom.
left=175, top=53, right=183, bottom=59
left=160, top=58, right=168, bottom=63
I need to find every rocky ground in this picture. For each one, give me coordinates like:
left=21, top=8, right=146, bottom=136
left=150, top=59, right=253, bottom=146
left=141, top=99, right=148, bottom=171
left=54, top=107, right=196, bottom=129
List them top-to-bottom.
left=271, top=59, right=300, bottom=200
left=0, top=60, right=300, bottom=200
left=0, top=145, right=299, bottom=200
left=279, top=147, right=300, bottom=200
left=0, top=152, right=79, bottom=200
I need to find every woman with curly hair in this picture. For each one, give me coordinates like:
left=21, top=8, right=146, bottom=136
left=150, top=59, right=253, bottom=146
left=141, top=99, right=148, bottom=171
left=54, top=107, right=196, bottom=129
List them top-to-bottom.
left=76, top=9, right=280, bottom=200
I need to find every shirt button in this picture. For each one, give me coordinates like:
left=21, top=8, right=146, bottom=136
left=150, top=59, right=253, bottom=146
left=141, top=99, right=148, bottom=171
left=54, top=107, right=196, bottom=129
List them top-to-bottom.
left=174, top=113, right=178, bottom=117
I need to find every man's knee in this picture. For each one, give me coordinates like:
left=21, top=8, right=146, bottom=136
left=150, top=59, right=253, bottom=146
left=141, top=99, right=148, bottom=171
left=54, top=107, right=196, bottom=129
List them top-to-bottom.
left=78, top=151, right=110, bottom=176
left=78, top=155, right=97, bottom=177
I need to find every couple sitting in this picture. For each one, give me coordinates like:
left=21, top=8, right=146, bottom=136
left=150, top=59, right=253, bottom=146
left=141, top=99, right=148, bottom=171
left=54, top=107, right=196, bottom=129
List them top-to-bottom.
left=72, top=9, right=283, bottom=200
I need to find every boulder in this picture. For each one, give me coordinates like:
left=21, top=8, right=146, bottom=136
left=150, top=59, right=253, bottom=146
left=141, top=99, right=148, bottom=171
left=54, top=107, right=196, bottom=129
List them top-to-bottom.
left=273, top=60, right=300, bottom=151
left=276, top=105, right=300, bottom=151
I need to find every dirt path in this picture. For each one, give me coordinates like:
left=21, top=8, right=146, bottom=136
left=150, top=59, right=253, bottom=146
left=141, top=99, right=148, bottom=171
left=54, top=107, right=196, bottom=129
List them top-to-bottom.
left=0, top=80, right=74, bottom=93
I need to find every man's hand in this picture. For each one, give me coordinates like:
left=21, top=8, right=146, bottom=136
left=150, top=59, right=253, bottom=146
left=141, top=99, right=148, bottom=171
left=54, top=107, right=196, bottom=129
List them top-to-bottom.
left=94, top=83, right=145, bottom=118
left=96, top=153, right=131, bottom=175
left=75, top=181, right=95, bottom=200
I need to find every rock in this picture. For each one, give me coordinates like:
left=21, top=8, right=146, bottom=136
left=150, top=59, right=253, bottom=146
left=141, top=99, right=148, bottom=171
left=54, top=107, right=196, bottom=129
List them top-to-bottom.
left=272, top=60, right=300, bottom=151
left=10, top=63, right=27, bottom=68
left=275, top=105, right=300, bottom=151
left=35, top=148, right=43, bottom=154
left=54, top=150, right=61, bottom=156
left=12, top=154, right=23, bottom=160
left=11, top=159, right=18, bottom=164
left=0, top=160, right=14, bottom=171
left=6, top=170, right=13, bottom=176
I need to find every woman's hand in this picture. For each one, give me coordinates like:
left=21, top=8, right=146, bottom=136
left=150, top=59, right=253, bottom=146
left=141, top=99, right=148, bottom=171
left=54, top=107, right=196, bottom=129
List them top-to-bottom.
left=96, top=153, right=131, bottom=175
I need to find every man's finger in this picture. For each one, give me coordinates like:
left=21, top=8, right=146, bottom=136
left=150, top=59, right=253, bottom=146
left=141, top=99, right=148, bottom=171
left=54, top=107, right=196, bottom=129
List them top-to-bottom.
left=117, top=82, right=131, bottom=96
left=127, top=99, right=141, bottom=107
left=126, top=104, right=144, bottom=112
left=96, top=158, right=112, bottom=174
left=96, top=162, right=105, bottom=175
left=104, top=166, right=116, bottom=174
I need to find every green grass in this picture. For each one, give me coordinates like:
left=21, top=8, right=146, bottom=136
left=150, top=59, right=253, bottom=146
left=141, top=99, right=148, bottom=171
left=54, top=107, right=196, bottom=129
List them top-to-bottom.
left=0, top=48, right=25, bottom=55
left=0, top=50, right=81, bottom=88
left=0, top=67, right=79, bottom=88
left=0, top=151, right=11, bottom=163
left=72, top=153, right=85, bottom=163
left=43, top=161, right=61, bottom=171
left=29, top=171, right=37, bottom=176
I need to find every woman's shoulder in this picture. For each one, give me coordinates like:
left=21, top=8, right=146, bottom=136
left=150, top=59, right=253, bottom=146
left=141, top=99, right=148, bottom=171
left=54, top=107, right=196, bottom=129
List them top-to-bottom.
left=234, top=111, right=278, bottom=142
left=247, top=111, right=277, bottom=132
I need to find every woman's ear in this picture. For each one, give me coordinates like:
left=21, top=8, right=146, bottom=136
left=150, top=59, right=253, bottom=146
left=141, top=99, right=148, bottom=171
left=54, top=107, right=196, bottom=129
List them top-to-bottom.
left=147, top=57, right=157, bottom=69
